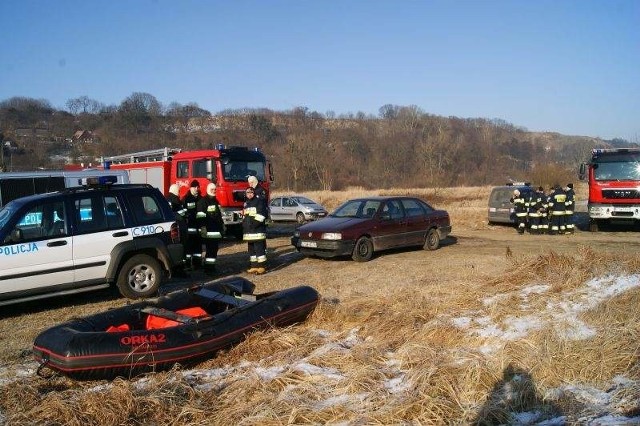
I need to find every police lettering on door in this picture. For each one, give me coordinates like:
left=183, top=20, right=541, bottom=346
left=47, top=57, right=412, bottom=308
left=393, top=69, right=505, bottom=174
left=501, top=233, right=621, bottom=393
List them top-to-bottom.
left=132, top=225, right=164, bottom=237
left=1, top=242, right=39, bottom=257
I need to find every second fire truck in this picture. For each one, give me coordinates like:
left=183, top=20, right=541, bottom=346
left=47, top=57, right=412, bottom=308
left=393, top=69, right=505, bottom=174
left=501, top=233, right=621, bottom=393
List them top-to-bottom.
left=579, top=147, right=640, bottom=231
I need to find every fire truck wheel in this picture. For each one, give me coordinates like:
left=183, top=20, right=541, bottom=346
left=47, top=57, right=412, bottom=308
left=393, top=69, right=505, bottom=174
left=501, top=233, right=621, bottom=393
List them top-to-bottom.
left=117, top=254, right=163, bottom=299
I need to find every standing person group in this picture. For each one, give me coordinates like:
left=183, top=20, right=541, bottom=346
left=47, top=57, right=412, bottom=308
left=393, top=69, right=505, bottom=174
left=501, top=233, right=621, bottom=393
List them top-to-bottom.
left=165, top=175, right=271, bottom=276
left=510, top=183, right=575, bottom=235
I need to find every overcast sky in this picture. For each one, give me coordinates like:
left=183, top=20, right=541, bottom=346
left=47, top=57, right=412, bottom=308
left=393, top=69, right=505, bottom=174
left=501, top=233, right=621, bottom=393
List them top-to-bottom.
left=1, top=0, right=638, bottom=141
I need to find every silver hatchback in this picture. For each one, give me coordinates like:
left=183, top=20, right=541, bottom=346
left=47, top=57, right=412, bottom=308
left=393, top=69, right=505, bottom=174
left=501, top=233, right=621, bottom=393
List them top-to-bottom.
left=269, top=195, right=328, bottom=224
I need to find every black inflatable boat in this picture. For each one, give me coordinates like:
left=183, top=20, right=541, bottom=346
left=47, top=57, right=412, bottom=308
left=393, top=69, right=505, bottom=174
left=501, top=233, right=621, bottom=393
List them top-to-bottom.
left=33, top=277, right=319, bottom=380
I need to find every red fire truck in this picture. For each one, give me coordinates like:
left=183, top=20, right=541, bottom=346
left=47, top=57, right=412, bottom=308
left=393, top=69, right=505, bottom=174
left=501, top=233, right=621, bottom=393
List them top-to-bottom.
left=90, top=145, right=272, bottom=238
left=579, top=148, right=640, bottom=231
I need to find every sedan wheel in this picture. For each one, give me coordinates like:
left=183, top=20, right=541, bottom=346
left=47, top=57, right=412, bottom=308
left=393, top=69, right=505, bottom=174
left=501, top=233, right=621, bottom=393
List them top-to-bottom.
left=296, top=212, right=306, bottom=224
left=424, top=228, right=440, bottom=251
left=352, top=236, right=374, bottom=262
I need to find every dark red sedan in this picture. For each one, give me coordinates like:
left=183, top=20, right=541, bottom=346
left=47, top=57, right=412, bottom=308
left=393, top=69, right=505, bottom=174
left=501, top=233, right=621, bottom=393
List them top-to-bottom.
left=291, top=196, right=451, bottom=262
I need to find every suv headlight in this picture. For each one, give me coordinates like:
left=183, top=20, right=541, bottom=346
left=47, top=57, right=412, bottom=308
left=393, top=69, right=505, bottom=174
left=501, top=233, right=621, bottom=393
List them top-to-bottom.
left=321, top=232, right=342, bottom=240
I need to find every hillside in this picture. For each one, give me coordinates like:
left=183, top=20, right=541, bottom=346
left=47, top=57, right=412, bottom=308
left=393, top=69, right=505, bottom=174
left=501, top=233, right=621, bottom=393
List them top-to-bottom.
left=2, top=97, right=637, bottom=190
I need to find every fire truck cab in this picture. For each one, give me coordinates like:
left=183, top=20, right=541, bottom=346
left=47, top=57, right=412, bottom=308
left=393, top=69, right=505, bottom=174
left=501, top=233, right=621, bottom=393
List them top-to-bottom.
left=102, top=145, right=273, bottom=238
left=579, top=148, right=640, bottom=231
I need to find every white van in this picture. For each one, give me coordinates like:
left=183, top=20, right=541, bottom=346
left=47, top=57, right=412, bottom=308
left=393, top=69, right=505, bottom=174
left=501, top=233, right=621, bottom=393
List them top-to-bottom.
left=0, top=169, right=130, bottom=207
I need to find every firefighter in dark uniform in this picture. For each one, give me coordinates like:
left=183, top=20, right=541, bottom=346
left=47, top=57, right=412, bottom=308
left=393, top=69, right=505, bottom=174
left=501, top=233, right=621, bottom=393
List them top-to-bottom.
left=247, top=175, right=267, bottom=201
left=182, top=180, right=202, bottom=267
left=196, top=183, right=225, bottom=275
left=564, top=183, right=576, bottom=234
left=166, top=184, right=189, bottom=275
left=167, top=184, right=185, bottom=216
left=548, top=184, right=567, bottom=235
left=242, top=186, right=268, bottom=274
left=538, top=187, right=550, bottom=234
left=510, top=189, right=527, bottom=234
left=526, top=189, right=542, bottom=234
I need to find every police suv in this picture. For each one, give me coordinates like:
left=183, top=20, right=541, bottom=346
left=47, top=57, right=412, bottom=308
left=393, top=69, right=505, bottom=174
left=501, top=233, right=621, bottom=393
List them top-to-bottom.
left=0, top=177, right=184, bottom=306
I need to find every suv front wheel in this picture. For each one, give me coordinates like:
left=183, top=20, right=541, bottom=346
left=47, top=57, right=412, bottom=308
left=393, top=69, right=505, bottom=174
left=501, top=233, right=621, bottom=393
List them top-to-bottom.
left=117, top=254, right=163, bottom=299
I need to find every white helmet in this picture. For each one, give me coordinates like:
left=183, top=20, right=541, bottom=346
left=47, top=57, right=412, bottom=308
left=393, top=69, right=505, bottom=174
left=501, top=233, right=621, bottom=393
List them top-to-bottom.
left=206, top=182, right=216, bottom=197
left=169, top=184, right=180, bottom=196
left=513, top=189, right=520, bottom=196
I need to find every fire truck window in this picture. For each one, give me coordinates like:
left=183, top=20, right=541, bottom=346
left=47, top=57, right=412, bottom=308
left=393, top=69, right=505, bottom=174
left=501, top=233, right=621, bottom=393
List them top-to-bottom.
left=193, top=160, right=208, bottom=178
left=177, top=161, right=189, bottom=178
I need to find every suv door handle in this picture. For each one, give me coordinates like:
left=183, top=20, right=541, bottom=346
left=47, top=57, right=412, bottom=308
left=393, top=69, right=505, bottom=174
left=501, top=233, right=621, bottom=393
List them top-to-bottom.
left=112, top=231, right=129, bottom=237
left=47, top=240, right=67, bottom=247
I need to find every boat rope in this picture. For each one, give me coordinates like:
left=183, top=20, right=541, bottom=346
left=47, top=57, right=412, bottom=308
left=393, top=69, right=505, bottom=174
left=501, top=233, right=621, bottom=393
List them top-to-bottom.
left=36, top=356, right=56, bottom=379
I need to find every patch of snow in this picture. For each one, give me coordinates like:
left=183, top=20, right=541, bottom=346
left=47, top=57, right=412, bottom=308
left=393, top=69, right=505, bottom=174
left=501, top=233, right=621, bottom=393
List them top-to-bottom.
left=452, top=316, right=472, bottom=328
left=293, top=361, right=344, bottom=380
left=384, top=373, right=410, bottom=394
left=511, top=410, right=542, bottom=424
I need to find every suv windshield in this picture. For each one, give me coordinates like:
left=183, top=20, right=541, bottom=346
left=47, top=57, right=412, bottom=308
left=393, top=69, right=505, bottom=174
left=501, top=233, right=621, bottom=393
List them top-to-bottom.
left=0, top=203, right=17, bottom=229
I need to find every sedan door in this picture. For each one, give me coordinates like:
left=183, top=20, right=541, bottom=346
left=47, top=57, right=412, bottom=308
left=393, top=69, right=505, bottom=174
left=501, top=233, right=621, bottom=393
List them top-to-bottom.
left=401, top=198, right=432, bottom=246
left=373, top=199, right=407, bottom=249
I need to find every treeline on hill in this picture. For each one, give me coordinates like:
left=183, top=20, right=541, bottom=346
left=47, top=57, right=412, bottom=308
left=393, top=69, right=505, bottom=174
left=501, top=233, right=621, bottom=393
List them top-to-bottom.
left=0, top=94, right=634, bottom=191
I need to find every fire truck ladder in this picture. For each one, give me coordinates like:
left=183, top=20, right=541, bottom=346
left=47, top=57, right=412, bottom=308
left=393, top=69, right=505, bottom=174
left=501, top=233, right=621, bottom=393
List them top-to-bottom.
left=102, top=147, right=182, bottom=164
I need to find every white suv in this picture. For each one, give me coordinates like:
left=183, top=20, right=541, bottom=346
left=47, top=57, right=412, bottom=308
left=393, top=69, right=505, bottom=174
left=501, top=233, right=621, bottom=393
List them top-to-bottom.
left=0, top=180, right=184, bottom=306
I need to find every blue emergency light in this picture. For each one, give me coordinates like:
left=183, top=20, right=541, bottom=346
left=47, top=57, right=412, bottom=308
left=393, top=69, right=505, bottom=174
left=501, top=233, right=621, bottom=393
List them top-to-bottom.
left=79, top=176, right=118, bottom=186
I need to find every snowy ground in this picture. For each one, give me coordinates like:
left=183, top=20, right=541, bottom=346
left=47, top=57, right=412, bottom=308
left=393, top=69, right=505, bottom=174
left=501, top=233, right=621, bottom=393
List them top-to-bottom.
left=1, top=275, right=639, bottom=425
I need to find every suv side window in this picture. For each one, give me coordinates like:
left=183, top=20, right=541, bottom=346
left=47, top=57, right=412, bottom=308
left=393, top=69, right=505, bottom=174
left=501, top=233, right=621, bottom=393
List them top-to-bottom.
left=130, top=193, right=164, bottom=225
left=75, top=196, right=108, bottom=234
left=104, top=196, right=124, bottom=228
left=13, top=200, right=65, bottom=241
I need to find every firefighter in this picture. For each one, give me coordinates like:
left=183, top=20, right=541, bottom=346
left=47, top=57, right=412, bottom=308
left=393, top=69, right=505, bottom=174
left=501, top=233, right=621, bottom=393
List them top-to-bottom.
left=247, top=175, right=267, bottom=202
left=248, top=175, right=270, bottom=222
left=182, top=180, right=202, bottom=267
left=196, top=183, right=225, bottom=275
left=564, top=183, right=576, bottom=234
left=166, top=184, right=189, bottom=276
left=167, top=184, right=186, bottom=217
left=548, top=184, right=567, bottom=235
left=242, top=186, right=268, bottom=274
left=536, top=186, right=550, bottom=234
left=527, top=188, right=542, bottom=234
left=510, top=189, right=527, bottom=234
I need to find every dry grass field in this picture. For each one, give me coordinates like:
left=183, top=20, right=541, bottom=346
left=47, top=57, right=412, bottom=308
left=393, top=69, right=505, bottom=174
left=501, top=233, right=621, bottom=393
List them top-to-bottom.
left=1, top=184, right=639, bottom=425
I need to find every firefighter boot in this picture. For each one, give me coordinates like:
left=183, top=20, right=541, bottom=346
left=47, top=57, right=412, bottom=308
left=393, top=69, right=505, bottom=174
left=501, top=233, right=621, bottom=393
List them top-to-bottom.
left=247, top=263, right=258, bottom=274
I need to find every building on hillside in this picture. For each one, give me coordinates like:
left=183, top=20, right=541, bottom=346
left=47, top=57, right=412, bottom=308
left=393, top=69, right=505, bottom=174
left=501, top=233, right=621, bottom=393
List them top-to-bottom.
left=72, top=130, right=96, bottom=143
